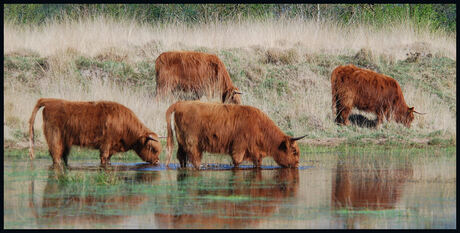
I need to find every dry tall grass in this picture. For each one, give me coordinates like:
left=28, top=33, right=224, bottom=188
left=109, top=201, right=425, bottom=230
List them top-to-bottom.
left=3, top=16, right=456, bottom=147
left=4, top=17, right=456, bottom=60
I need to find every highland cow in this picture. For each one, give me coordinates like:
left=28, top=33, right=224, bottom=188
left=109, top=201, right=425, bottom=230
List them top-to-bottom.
left=155, top=51, right=242, bottom=104
left=331, top=64, right=424, bottom=127
left=29, top=98, right=162, bottom=166
left=165, top=101, right=307, bottom=169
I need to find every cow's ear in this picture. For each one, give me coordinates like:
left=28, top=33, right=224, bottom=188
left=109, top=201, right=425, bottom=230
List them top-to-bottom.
left=408, top=107, right=414, bottom=112
left=278, top=139, right=289, bottom=152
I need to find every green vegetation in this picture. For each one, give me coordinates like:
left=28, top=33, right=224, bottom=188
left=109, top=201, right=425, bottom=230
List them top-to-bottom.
left=4, top=4, right=456, bottom=33
left=4, top=143, right=455, bottom=168
left=55, top=170, right=123, bottom=185
left=199, top=195, right=265, bottom=202
left=336, top=209, right=408, bottom=217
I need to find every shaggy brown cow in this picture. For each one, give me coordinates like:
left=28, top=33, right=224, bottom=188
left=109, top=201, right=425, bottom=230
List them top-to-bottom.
left=155, top=51, right=242, bottom=104
left=331, top=64, right=423, bottom=127
left=29, top=98, right=162, bottom=166
left=165, top=101, right=307, bottom=169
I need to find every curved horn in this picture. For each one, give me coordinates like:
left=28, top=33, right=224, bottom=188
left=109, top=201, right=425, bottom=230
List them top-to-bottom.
left=413, top=111, right=426, bottom=115
left=291, top=134, right=308, bottom=141
left=147, top=135, right=159, bottom=142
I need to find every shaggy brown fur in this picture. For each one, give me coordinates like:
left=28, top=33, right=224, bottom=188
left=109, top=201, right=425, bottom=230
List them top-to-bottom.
left=155, top=51, right=242, bottom=104
left=331, top=64, right=421, bottom=127
left=29, top=98, right=162, bottom=166
left=165, top=101, right=307, bottom=169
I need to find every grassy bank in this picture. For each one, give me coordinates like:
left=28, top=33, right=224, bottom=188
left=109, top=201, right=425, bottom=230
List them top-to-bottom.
left=3, top=17, right=456, bottom=150
left=4, top=142, right=456, bottom=163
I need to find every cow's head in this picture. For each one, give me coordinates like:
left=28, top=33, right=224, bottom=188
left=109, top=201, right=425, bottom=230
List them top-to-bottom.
left=222, top=87, right=242, bottom=104
left=396, top=106, right=424, bottom=128
left=135, top=133, right=162, bottom=165
left=274, top=134, right=307, bottom=168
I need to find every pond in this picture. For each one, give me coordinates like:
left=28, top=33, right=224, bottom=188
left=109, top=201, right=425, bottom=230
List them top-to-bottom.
left=3, top=146, right=456, bottom=229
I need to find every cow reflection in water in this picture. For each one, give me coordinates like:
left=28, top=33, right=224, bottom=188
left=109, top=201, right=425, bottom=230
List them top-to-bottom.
left=331, top=162, right=413, bottom=228
left=29, top=166, right=158, bottom=227
left=155, top=168, right=299, bottom=229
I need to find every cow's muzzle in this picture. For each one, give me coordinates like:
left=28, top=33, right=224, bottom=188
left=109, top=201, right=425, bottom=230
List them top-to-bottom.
left=150, top=159, right=160, bottom=166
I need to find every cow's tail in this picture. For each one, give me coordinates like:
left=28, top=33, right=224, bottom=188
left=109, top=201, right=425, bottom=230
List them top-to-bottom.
left=29, top=98, right=51, bottom=160
left=165, top=102, right=179, bottom=167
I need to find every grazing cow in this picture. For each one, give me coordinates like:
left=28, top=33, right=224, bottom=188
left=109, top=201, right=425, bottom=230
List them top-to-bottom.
left=155, top=51, right=242, bottom=104
left=331, top=64, right=423, bottom=127
left=29, top=98, right=162, bottom=166
left=165, top=101, right=307, bottom=169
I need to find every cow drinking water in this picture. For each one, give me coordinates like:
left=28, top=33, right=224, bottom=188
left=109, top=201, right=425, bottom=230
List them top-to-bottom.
left=29, top=98, right=162, bottom=166
left=165, top=101, right=307, bottom=169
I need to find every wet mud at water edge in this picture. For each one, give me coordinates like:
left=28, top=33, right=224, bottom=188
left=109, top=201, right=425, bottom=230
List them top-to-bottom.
left=4, top=148, right=456, bottom=229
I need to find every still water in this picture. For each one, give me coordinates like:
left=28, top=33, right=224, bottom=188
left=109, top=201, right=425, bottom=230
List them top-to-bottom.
left=4, top=150, right=456, bottom=229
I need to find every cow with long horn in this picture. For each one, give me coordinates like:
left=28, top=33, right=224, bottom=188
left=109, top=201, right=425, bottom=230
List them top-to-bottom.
left=165, top=101, right=307, bottom=169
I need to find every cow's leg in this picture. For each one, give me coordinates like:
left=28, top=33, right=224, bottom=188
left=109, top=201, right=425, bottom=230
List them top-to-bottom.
left=339, top=95, right=353, bottom=126
left=335, top=101, right=345, bottom=124
left=339, top=107, right=351, bottom=126
left=384, top=108, right=392, bottom=122
left=376, top=112, right=384, bottom=127
left=44, top=126, right=65, bottom=167
left=49, top=143, right=65, bottom=167
left=177, top=145, right=187, bottom=168
left=62, top=146, right=71, bottom=166
left=99, top=147, right=111, bottom=166
left=187, top=147, right=202, bottom=170
left=231, top=152, right=245, bottom=168
left=247, top=152, right=262, bottom=168
left=107, top=153, right=115, bottom=164
left=252, top=156, right=262, bottom=168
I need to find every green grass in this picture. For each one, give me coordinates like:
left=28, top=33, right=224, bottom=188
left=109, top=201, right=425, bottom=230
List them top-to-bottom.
left=5, top=142, right=455, bottom=168
left=55, top=171, right=123, bottom=185
left=199, top=195, right=266, bottom=202
left=336, top=208, right=408, bottom=217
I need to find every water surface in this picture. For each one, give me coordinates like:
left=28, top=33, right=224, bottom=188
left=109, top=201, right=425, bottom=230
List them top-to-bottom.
left=3, top=149, right=456, bottom=229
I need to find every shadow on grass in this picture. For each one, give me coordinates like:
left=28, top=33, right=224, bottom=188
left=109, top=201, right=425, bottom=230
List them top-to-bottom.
left=348, top=114, right=377, bottom=128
